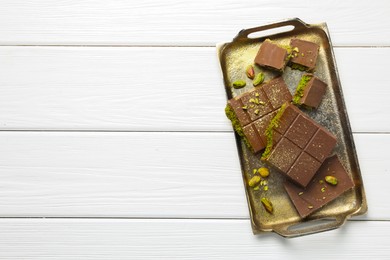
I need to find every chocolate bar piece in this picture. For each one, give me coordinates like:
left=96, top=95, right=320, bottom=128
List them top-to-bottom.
left=254, top=39, right=289, bottom=71
left=289, top=39, right=319, bottom=72
left=293, top=74, right=327, bottom=109
left=225, top=77, right=292, bottom=153
left=262, top=103, right=337, bottom=187
left=284, top=155, right=355, bottom=218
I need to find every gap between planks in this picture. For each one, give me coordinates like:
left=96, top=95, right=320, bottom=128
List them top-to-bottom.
left=0, top=45, right=390, bottom=48
left=0, top=46, right=389, bottom=132
left=0, top=130, right=388, bottom=134
left=0, top=132, right=385, bottom=220
left=0, top=216, right=385, bottom=222
left=0, top=218, right=389, bottom=259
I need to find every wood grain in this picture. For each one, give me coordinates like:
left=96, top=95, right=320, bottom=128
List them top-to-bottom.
left=0, top=0, right=389, bottom=46
left=0, top=0, right=388, bottom=255
left=0, top=47, right=389, bottom=132
left=0, top=132, right=385, bottom=219
left=0, top=218, right=389, bottom=259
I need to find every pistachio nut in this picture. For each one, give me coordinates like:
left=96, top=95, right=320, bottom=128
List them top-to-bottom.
left=245, top=65, right=255, bottom=79
left=253, top=73, right=265, bottom=86
left=233, top=80, right=246, bottom=89
left=258, top=167, right=269, bottom=178
left=248, top=175, right=261, bottom=187
left=325, top=175, right=338, bottom=185
left=261, top=197, right=273, bottom=214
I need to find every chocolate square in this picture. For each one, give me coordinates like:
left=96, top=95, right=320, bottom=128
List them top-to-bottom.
left=289, top=38, right=319, bottom=72
left=254, top=39, right=289, bottom=71
left=300, top=76, right=327, bottom=109
left=225, top=77, right=292, bottom=153
left=262, top=77, right=293, bottom=109
left=240, top=90, right=273, bottom=121
left=226, top=98, right=251, bottom=126
left=262, top=103, right=337, bottom=187
left=274, top=104, right=298, bottom=135
left=242, top=111, right=277, bottom=152
left=252, top=111, right=278, bottom=146
left=285, top=114, right=318, bottom=149
left=242, top=124, right=264, bottom=153
left=306, top=129, right=337, bottom=162
left=267, top=138, right=301, bottom=173
left=287, top=152, right=322, bottom=187
left=284, top=155, right=355, bottom=218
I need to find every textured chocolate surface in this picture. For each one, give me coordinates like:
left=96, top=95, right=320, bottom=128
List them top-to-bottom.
left=290, top=38, right=319, bottom=71
left=254, top=39, right=288, bottom=71
left=298, top=75, right=327, bottom=109
left=300, top=76, right=328, bottom=108
left=226, top=77, right=292, bottom=153
left=263, top=103, right=337, bottom=187
left=242, top=111, right=278, bottom=153
left=284, top=155, right=355, bottom=218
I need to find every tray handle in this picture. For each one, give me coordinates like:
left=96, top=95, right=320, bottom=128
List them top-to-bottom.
left=234, top=18, right=309, bottom=41
left=272, top=215, right=347, bottom=238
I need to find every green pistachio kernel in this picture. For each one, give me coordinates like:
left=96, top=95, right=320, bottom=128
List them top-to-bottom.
left=253, top=73, right=265, bottom=86
left=233, top=80, right=246, bottom=89
left=258, top=167, right=270, bottom=178
left=325, top=175, right=338, bottom=185
left=248, top=176, right=261, bottom=187
left=261, top=197, right=273, bottom=214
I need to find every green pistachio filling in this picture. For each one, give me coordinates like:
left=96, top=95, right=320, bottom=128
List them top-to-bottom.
left=281, top=45, right=293, bottom=61
left=291, top=63, right=309, bottom=71
left=293, top=74, right=313, bottom=104
left=261, top=103, right=288, bottom=160
left=225, top=104, right=252, bottom=150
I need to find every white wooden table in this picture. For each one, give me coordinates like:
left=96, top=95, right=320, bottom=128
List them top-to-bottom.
left=1, top=1, right=389, bottom=258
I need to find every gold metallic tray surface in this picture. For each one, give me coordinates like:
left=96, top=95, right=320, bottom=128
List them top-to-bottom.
left=217, top=18, right=367, bottom=237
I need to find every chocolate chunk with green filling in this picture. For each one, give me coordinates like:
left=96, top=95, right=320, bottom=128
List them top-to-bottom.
left=289, top=38, right=319, bottom=72
left=254, top=39, right=290, bottom=72
left=293, top=74, right=327, bottom=109
left=225, top=77, right=292, bottom=153
left=262, top=103, right=337, bottom=187
left=284, top=155, right=355, bottom=218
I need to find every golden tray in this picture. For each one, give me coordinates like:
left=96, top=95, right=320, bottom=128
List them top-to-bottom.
left=217, top=18, right=367, bottom=237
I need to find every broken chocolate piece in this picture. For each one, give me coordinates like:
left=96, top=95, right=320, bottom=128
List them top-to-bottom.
left=254, top=39, right=289, bottom=71
left=289, top=39, right=319, bottom=72
left=293, top=74, right=327, bottom=109
left=225, top=77, right=292, bottom=153
left=262, top=103, right=337, bottom=187
left=284, top=155, right=355, bottom=218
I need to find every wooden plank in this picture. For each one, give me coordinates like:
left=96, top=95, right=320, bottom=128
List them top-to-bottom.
left=0, top=0, right=389, bottom=46
left=0, top=47, right=389, bottom=132
left=335, top=48, right=390, bottom=132
left=0, top=132, right=386, bottom=219
left=0, top=219, right=389, bottom=259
